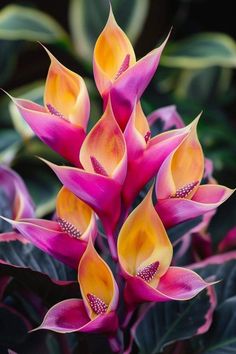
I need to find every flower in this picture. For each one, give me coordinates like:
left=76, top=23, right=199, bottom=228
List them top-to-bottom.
left=93, top=6, right=169, bottom=130
left=10, top=48, right=90, bottom=166
left=42, top=100, right=127, bottom=241
left=122, top=102, right=191, bottom=208
left=155, top=116, right=234, bottom=228
left=0, top=165, right=34, bottom=243
left=2, top=187, right=96, bottom=269
left=118, top=188, right=212, bottom=306
left=35, top=240, right=119, bottom=334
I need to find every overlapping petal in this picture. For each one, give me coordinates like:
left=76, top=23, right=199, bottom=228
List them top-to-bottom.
left=94, top=7, right=169, bottom=130
left=9, top=48, right=90, bottom=166
left=42, top=102, right=127, bottom=233
left=122, top=105, right=189, bottom=208
left=155, top=116, right=234, bottom=227
left=1, top=188, right=97, bottom=269
left=118, top=188, right=211, bottom=305
left=36, top=240, right=119, bottom=334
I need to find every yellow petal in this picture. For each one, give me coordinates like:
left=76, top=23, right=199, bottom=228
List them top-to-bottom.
left=93, top=6, right=136, bottom=95
left=44, top=47, right=90, bottom=128
left=79, top=100, right=126, bottom=183
left=135, top=101, right=150, bottom=138
left=156, top=116, right=204, bottom=199
left=171, top=116, right=204, bottom=197
left=56, top=187, right=96, bottom=240
left=118, top=188, right=173, bottom=287
left=78, top=240, right=118, bottom=319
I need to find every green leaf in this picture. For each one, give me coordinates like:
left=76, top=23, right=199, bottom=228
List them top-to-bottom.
left=69, top=0, right=149, bottom=64
left=0, top=5, right=69, bottom=44
left=161, top=33, right=236, bottom=69
left=0, top=129, right=21, bottom=164
left=168, top=216, right=202, bottom=244
left=190, top=253, right=236, bottom=353
left=134, top=290, right=213, bottom=354
left=199, top=297, right=236, bottom=354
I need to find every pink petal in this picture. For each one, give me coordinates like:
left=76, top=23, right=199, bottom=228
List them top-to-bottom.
left=110, top=35, right=169, bottom=130
left=13, top=98, right=85, bottom=167
left=148, top=105, right=185, bottom=130
left=122, top=127, right=187, bottom=208
left=42, top=160, right=122, bottom=233
left=0, top=165, right=34, bottom=219
left=156, top=184, right=234, bottom=228
left=1, top=218, right=87, bottom=269
left=218, top=227, right=236, bottom=252
left=0, top=231, right=29, bottom=244
left=124, top=266, right=211, bottom=304
left=37, top=299, right=118, bottom=333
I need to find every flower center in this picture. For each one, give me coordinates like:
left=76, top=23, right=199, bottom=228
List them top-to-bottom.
left=114, top=54, right=130, bottom=80
left=46, top=104, right=65, bottom=120
left=144, top=131, right=151, bottom=143
left=90, top=156, right=108, bottom=176
left=170, top=181, right=199, bottom=199
left=57, top=218, right=81, bottom=239
left=136, top=261, right=160, bottom=282
left=87, top=293, right=108, bottom=315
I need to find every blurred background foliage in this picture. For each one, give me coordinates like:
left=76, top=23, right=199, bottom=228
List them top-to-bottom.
left=0, top=0, right=235, bottom=239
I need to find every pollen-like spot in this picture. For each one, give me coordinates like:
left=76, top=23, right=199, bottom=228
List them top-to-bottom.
left=114, top=54, right=130, bottom=80
left=46, top=103, right=65, bottom=120
left=144, top=131, right=151, bottom=143
left=90, top=156, right=108, bottom=176
left=170, top=181, right=199, bottom=199
left=57, top=218, right=81, bottom=239
left=136, top=261, right=160, bottom=282
left=87, top=293, right=108, bottom=315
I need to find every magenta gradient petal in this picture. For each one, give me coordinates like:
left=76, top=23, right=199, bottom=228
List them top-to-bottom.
left=109, top=36, right=169, bottom=130
left=14, top=98, right=85, bottom=167
left=148, top=105, right=185, bottom=130
left=122, top=128, right=187, bottom=208
left=42, top=160, right=122, bottom=233
left=0, top=165, right=34, bottom=219
left=156, top=184, right=234, bottom=228
left=1, top=218, right=87, bottom=269
left=218, top=226, right=236, bottom=253
left=124, top=266, right=211, bottom=305
left=37, top=299, right=118, bottom=334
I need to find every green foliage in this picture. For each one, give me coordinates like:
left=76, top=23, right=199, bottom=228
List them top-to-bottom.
left=69, top=0, right=149, bottom=64
left=0, top=5, right=69, bottom=45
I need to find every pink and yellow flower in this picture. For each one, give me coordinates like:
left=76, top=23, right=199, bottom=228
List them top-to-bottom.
left=93, top=7, right=168, bottom=130
left=11, top=48, right=90, bottom=166
left=43, top=100, right=127, bottom=239
left=122, top=102, right=190, bottom=208
left=155, top=117, right=234, bottom=228
left=2, top=187, right=96, bottom=269
left=118, top=188, right=212, bottom=306
left=36, top=240, right=119, bottom=334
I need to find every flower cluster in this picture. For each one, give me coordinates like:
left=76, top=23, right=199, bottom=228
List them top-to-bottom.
left=2, top=6, right=233, bottom=348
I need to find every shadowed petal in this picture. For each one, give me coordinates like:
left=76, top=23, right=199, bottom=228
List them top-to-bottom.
left=148, top=105, right=185, bottom=130
left=42, top=159, right=122, bottom=232
left=0, top=165, right=34, bottom=220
